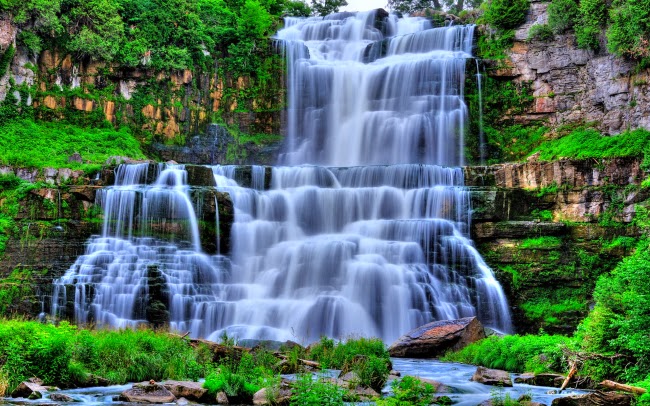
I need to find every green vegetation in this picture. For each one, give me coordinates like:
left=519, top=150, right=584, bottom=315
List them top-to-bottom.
left=482, top=0, right=529, bottom=29
left=547, top=0, right=579, bottom=34
left=527, top=24, right=554, bottom=41
left=0, top=119, right=145, bottom=171
left=531, top=127, right=650, bottom=161
left=519, top=236, right=562, bottom=249
left=0, top=269, right=44, bottom=315
left=520, top=297, right=586, bottom=326
left=0, top=321, right=210, bottom=395
left=442, top=334, right=574, bottom=373
left=308, top=337, right=391, bottom=391
left=203, top=351, right=274, bottom=399
left=290, top=374, right=345, bottom=406
left=376, top=376, right=438, bottom=406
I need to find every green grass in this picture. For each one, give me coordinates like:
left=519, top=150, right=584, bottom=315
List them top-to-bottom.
left=0, top=119, right=146, bottom=171
left=531, top=127, right=650, bottom=161
left=519, top=236, right=562, bottom=249
left=520, top=297, right=586, bottom=325
left=0, top=320, right=209, bottom=395
left=441, top=334, right=575, bottom=373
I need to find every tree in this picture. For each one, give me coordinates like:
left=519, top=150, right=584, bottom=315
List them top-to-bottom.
left=310, top=0, right=347, bottom=16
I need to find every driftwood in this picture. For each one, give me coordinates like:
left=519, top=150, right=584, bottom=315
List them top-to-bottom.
left=559, top=362, right=578, bottom=393
left=599, top=380, right=648, bottom=395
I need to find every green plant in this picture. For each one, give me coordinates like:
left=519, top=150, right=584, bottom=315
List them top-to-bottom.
left=483, top=0, right=529, bottom=30
left=547, top=0, right=579, bottom=33
left=575, top=0, right=607, bottom=50
left=527, top=24, right=554, bottom=41
left=519, top=236, right=562, bottom=249
left=290, top=374, right=344, bottom=406
left=376, top=376, right=436, bottom=406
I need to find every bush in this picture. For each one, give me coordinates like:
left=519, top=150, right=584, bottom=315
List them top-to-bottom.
left=483, top=0, right=529, bottom=29
left=547, top=0, right=579, bottom=33
left=574, top=0, right=607, bottom=49
left=607, top=0, right=650, bottom=58
left=527, top=23, right=554, bottom=41
left=576, top=239, right=650, bottom=382
left=442, top=334, right=575, bottom=373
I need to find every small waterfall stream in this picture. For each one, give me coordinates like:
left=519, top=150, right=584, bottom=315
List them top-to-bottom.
left=52, top=10, right=512, bottom=343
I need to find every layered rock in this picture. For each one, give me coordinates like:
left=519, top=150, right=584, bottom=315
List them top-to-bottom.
left=485, top=0, right=650, bottom=135
left=388, top=317, right=485, bottom=358
left=471, top=366, right=513, bottom=387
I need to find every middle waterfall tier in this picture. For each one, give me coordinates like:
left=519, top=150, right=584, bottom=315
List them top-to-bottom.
left=215, top=164, right=511, bottom=343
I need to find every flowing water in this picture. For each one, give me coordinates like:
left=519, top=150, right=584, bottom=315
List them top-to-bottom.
left=52, top=10, right=512, bottom=343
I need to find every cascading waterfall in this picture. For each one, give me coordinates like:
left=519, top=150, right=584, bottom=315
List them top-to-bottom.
left=52, top=10, right=512, bottom=343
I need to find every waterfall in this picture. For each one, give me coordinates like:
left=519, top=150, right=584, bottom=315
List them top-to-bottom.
left=52, top=10, right=512, bottom=342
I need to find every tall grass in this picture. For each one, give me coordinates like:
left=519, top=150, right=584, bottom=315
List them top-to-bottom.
left=0, top=119, right=146, bottom=170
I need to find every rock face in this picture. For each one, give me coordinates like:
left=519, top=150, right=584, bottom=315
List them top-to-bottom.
left=487, top=1, right=650, bottom=134
left=388, top=317, right=485, bottom=358
left=471, top=366, right=513, bottom=387
left=11, top=380, right=48, bottom=399
left=162, top=381, right=210, bottom=403
left=120, top=382, right=176, bottom=403
left=551, top=391, right=632, bottom=406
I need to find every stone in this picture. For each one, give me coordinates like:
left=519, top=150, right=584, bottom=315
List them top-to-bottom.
left=186, top=165, right=217, bottom=187
left=388, top=317, right=486, bottom=358
left=471, top=366, right=513, bottom=387
left=411, top=376, right=450, bottom=393
left=11, top=380, right=48, bottom=398
left=163, top=380, right=209, bottom=402
left=119, top=382, right=176, bottom=403
left=349, top=386, right=380, bottom=401
left=252, top=387, right=292, bottom=405
left=216, top=391, right=229, bottom=404
left=551, top=391, right=632, bottom=406
left=50, top=393, right=74, bottom=402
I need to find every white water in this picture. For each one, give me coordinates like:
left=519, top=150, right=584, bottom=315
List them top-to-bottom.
left=52, top=10, right=512, bottom=343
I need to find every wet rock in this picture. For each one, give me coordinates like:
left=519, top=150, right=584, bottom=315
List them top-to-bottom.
left=186, top=165, right=217, bottom=187
left=388, top=317, right=485, bottom=358
left=471, top=366, right=513, bottom=387
left=515, top=372, right=565, bottom=387
left=411, top=376, right=450, bottom=393
left=11, top=379, right=48, bottom=399
left=163, top=380, right=209, bottom=403
left=119, top=382, right=176, bottom=403
left=252, top=386, right=292, bottom=405
left=216, top=391, right=229, bottom=404
left=551, top=391, right=632, bottom=405
left=50, top=393, right=74, bottom=402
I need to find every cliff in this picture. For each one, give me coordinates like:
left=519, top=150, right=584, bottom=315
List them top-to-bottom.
left=486, top=0, right=650, bottom=135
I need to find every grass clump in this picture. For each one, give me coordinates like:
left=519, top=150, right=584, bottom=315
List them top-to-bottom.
left=0, top=119, right=146, bottom=171
left=531, top=128, right=650, bottom=161
left=442, top=334, right=574, bottom=373
left=308, top=337, right=391, bottom=391
left=290, top=374, right=345, bottom=406
left=376, top=376, right=437, bottom=406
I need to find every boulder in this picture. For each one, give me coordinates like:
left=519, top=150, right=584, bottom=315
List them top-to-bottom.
left=186, top=165, right=217, bottom=187
left=388, top=317, right=486, bottom=358
left=471, top=366, right=513, bottom=387
left=515, top=372, right=565, bottom=387
left=412, top=376, right=451, bottom=393
left=11, top=380, right=48, bottom=399
left=163, top=380, right=209, bottom=402
left=119, top=382, right=176, bottom=403
left=349, top=386, right=380, bottom=401
left=551, top=391, right=632, bottom=406
left=50, top=393, right=74, bottom=402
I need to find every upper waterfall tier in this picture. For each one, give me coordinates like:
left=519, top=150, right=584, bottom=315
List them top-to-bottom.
left=277, top=11, right=474, bottom=167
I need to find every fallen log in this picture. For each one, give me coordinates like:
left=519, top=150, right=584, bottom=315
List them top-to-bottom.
left=559, top=362, right=578, bottom=393
left=599, top=380, right=647, bottom=395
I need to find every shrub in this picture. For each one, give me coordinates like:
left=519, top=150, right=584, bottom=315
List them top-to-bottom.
left=483, top=0, right=529, bottom=29
left=547, top=0, right=579, bottom=33
left=574, top=0, right=607, bottom=49
left=607, top=0, right=650, bottom=58
left=527, top=23, right=554, bottom=41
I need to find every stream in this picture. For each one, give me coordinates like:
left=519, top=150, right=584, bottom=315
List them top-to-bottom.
left=1, top=359, right=589, bottom=405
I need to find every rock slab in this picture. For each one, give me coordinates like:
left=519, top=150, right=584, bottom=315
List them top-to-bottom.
left=388, top=317, right=486, bottom=358
left=471, top=366, right=513, bottom=387
left=163, top=380, right=209, bottom=402
left=120, top=382, right=176, bottom=403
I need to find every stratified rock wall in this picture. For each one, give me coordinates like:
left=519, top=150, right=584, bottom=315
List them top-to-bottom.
left=487, top=0, right=650, bottom=134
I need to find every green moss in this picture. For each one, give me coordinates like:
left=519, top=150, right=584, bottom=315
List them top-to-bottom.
left=519, top=236, right=562, bottom=249
left=520, top=297, right=586, bottom=325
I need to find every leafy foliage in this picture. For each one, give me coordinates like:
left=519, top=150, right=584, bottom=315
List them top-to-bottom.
left=310, top=0, right=346, bottom=15
left=482, top=0, right=529, bottom=30
left=547, top=0, right=579, bottom=34
left=574, top=0, right=607, bottom=49
left=607, top=0, right=650, bottom=59
left=527, top=23, right=554, bottom=41
left=0, top=118, right=145, bottom=170
left=576, top=239, right=650, bottom=382
left=442, top=334, right=575, bottom=373
left=203, top=352, right=273, bottom=398
left=290, top=373, right=345, bottom=406
left=376, top=376, right=436, bottom=406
